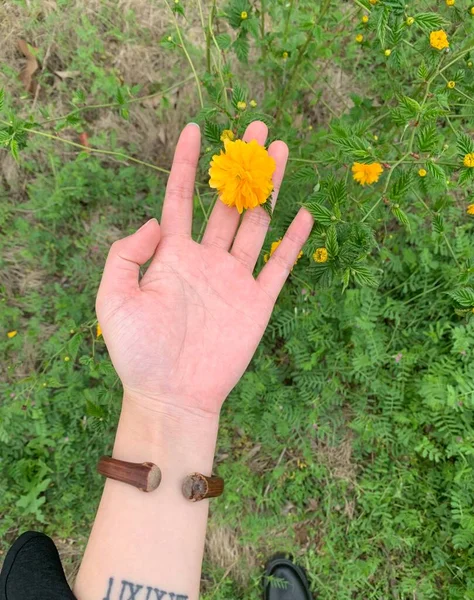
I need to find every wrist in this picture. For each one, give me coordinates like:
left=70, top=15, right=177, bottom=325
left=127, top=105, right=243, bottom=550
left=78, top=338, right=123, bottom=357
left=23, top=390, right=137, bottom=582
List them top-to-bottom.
left=112, top=390, right=220, bottom=476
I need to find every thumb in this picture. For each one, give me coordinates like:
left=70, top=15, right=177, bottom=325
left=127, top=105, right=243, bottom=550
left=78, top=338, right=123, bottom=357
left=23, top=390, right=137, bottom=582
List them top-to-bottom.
left=97, top=218, right=161, bottom=302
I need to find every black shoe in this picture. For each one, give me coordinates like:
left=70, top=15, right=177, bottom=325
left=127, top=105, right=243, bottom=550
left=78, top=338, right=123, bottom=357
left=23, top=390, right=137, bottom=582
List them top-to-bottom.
left=0, top=531, right=76, bottom=600
left=263, top=553, right=312, bottom=600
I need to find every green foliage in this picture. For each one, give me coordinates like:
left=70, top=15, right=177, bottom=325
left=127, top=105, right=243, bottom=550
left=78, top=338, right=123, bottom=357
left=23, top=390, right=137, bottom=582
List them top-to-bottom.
left=1, top=0, right=474, bottom=598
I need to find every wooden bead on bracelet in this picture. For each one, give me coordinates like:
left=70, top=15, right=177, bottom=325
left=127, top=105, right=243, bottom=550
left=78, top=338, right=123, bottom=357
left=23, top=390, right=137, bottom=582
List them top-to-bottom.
left=97, top=456, right=162, bottom=492
left=182, top=472, right=224, bottom=501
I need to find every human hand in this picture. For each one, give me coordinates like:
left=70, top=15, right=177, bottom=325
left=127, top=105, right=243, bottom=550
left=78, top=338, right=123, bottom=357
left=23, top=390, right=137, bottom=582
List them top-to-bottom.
left=96, top=121, right=313, bottom=420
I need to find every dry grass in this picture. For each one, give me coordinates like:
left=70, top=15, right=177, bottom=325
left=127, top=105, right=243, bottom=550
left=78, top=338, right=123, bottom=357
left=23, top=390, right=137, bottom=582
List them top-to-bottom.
left=205, top=521, right=259, bottom=589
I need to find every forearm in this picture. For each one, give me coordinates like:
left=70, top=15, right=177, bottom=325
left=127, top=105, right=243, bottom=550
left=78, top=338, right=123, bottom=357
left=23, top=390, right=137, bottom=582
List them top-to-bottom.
left=74, top=394, right=220, bottom=600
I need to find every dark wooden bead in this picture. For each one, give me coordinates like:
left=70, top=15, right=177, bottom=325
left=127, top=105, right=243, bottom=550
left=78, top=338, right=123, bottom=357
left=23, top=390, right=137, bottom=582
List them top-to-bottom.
left=97, top=456, right=162, bottom=492
left=182, top=472, right=224, bottom=501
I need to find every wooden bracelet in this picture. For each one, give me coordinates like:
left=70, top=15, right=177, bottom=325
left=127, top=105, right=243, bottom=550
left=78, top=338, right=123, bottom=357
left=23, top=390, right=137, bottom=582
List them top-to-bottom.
left=97, top=456, right=162, bottom=492
left=182, top=472, right=224, bottom=501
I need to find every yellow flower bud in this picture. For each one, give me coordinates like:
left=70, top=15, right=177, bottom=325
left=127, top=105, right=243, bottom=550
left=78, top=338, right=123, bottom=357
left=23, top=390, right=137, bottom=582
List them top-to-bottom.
left=240, top=10, right=248, bottom=19
left=362, top=15, right=369, bottom=23
left=406, top=16, right=415, bottom=25
left=356, top=34, right=364, bottom=43
left=384, top=49, right=392, bottom=56
left=282, top=51, right=289, bottom=59
left=447, top=80, right=456, bottom=89
left=250, top=99, right=257, bottom=107
left=237, top=101, right=247, bottom=110
left=418, top=168, right=427, bottom=177
left=64, top=356, right=70, bottom=362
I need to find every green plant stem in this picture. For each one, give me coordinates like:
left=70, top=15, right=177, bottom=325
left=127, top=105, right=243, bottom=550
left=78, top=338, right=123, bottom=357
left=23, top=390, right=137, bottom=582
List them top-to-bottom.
left=164, top=0, right=204, bottom=108
left=196, top=0, right=210, bottom=73
left=261, top=0, right=267, bottom=90
left=276, top=0, right=331, bottom=124
left=283, top=0, right=294, bottom=42
left=353, top=0, right=368, bottom=12
left=208, top=1, right=228, bottom=108
left=276, top=31, right=315, bottom=124
left=37, top=77, right=193, bottom=126
left=21, top=127, right=171, bottom=174
left=195, top=185, right=209, bottom=226
left=412, top=189, right=460, bottom=267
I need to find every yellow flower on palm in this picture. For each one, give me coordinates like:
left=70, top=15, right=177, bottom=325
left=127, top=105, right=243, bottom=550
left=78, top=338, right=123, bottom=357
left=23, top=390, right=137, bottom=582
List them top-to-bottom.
left=430, top=30, right=449, bottom=50
left=220, top=129, right=234, bottom=142
left=209, top=139, right=276, bottom=214
left=463, top=153, right=474, bottom=168
left=352, top=162, right=384, bottom=185
left=467, top=204, right=474, bottom=215
left=264, top=238, right=303, bottom=268
left=313, top=248, right=328, bottom=263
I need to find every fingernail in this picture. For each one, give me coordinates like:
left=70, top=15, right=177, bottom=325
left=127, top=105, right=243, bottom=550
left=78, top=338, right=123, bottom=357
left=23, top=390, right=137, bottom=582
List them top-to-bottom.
left=187, top=122, right=200, bottom=129
left=137, top=218, right=157, bottom=232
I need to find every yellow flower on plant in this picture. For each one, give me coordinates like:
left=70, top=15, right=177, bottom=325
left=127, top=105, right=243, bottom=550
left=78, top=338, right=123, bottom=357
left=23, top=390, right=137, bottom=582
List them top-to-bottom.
left=369, top=0, right=378, bottom=4
left=446, top=0, right=455, bottom=5
left=471, top=7, right=474, bottom=15
left=240, top=10, right=248, bottom=19
left=362, top=15, right=369, bottom=23
left=406, top=16, right=415, bottom=25
left=430, top=30, right=449, bottom=50
left=356, top=34, right=364, bottom=43
left=384, top=49, right=392, bottom=56
left=282, top=51, right=289, bottom=59
left=447, top=80, right=456, bottom=89
left=250, top=99, right=257, bottom=107
left=237, top=101, right=246, bottom=111
left=220, top=129, right=234, bottom=142
left=209, top=139, right=276, bottom=214
left=463, top=153, right=474, bottom=167
left=352, top=162, right=384, bottom=185
left=418, top=168, right=427, bottom=177
left=467, top=204, right=474, bottom=215
left=264, top=238, right=303, bottom=268
left=264, top=239, right=281, bottom=263
left=313, top=248, right=328, bottom=263
left=96, top=323, right=102, bottom=338
left=7, top=330, right=17, bottom=339
left=64, top=356, right=70, bottom=362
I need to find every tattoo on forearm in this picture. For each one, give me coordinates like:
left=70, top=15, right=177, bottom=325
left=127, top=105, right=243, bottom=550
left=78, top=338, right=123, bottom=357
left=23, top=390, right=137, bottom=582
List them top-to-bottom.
left=102, top=577, right=188, bottom=600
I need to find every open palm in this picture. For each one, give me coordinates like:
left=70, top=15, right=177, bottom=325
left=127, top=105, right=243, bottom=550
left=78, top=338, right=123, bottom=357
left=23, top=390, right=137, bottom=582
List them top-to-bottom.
left=96, top=121, right=313, bottom=417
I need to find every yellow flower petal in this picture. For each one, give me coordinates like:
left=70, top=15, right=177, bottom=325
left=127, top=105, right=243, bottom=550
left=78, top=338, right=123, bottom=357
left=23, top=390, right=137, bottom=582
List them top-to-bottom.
left=430, top=30, right=449, bottom=50
left=220, top=129, right=235, bottom=142
left=209, top=139, right=276, bottom=214
left=463, top=153, right=474, bottom=168
left=352, top=162, right=384, bottom=186
left=313, top=248, right=328, bottom=263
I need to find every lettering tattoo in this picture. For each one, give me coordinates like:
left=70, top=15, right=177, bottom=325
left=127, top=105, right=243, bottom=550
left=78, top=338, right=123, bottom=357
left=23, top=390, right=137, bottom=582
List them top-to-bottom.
left=102, top=577, right=188, bottom=600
